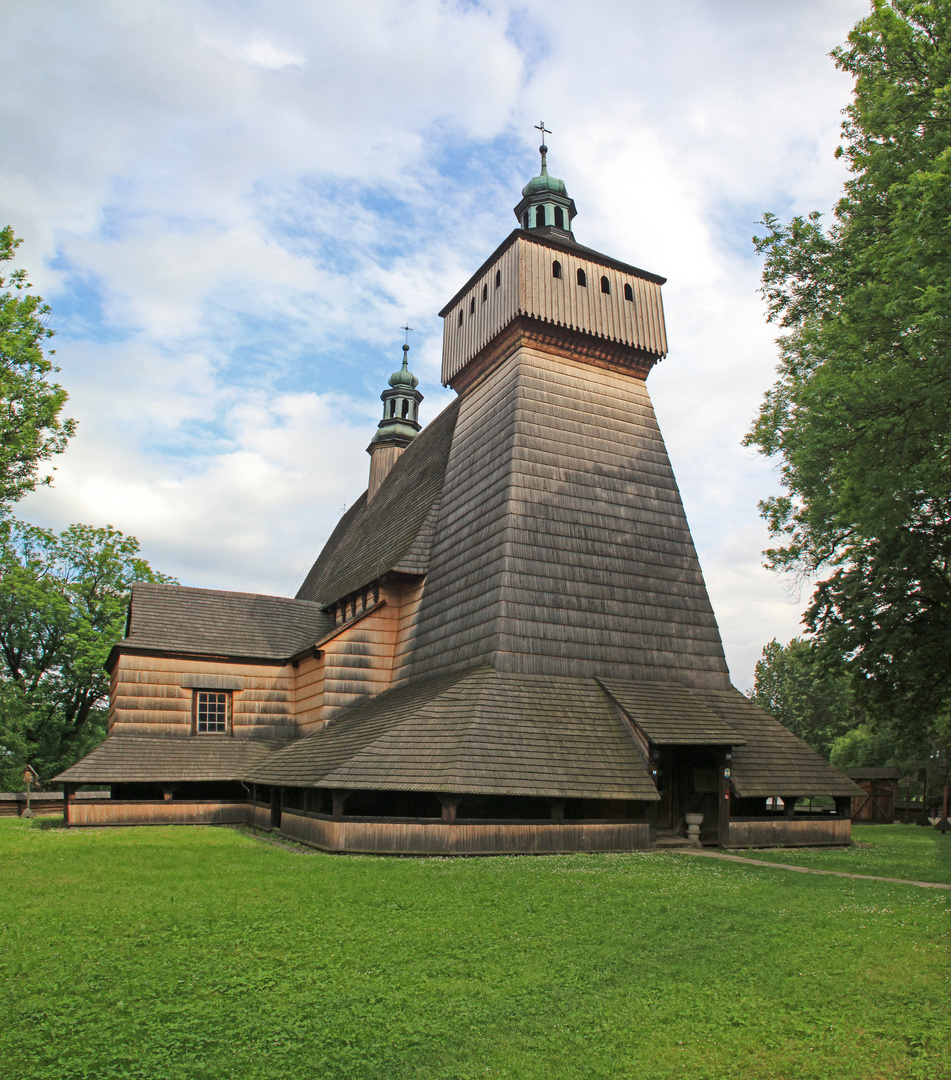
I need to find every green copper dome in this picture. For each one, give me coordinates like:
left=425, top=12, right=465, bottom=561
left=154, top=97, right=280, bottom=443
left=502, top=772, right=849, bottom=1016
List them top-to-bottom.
left=521, top=165, right=568, bottom=199
left=389, top=344, right=419, bottom=389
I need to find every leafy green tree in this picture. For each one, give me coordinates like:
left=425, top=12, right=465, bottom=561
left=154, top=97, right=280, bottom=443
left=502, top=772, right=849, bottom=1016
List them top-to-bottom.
left=745, top=1, right=951, bottom=752
left=0, top=226, right=75, bottom=506
left=0, top=520, right=174, bottom=787
left=749, top=638, right=862, bottom=759
left=828, top=726, right=900, bottom=771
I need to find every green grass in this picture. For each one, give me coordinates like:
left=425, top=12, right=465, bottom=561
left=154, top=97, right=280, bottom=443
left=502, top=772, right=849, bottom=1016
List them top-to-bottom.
left=1, top=820, right=948, bottom=1080
left=732, top=824, right=951, bottom=884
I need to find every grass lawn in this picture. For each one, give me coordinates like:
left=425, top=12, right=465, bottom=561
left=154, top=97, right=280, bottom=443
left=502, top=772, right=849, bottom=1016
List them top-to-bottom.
left=1, top=819, right=948, bottom=1080
left=732, top=824, right=951, bottom=885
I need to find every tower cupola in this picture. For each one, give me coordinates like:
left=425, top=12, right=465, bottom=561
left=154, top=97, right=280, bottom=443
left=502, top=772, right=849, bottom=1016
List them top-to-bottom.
left=513, top=123, right=577, bottom=239
left=367, top=341, right=424, bottom=501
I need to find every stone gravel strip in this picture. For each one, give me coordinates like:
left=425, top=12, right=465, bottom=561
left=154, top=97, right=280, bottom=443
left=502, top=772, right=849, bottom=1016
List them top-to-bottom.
left=675, top=848, right=951, bottom=889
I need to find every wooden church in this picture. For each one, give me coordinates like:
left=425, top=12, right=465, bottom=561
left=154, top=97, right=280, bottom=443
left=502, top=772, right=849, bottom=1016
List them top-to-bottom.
left=57, top=142, right=859, bottom=852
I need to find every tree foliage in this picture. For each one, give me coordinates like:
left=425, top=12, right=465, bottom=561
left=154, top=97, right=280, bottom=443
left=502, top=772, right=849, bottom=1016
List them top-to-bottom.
left=745, top=1, right=951, bottom=749
left=0, top=226, right=75, bottom=506
left=0, top=521, right=174, bottom=787
left=749, top=638, right=863, bottom=759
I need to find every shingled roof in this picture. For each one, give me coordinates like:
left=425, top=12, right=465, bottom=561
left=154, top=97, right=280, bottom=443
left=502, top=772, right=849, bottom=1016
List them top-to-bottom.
left=296, top=398, right=460, bottom=606
left=113, top=583, right=333, bottom=663
left=247, top=666, right=660, bottom=800
left=598, top=679, right=743, bottom=745
left=690, top=687, right=863, bottom=798
left=56, top=735, right=290, bottom=783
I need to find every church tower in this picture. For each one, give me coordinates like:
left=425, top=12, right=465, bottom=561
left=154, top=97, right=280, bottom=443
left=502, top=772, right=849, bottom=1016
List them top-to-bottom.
left=402, top=142, right=729, bottom=689
left=366, top=341, right=423, bottom=501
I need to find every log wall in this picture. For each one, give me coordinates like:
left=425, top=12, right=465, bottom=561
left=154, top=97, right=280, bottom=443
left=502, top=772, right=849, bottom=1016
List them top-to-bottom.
left=322, top=594, right=400, bottom=720
left=110, top=654, right=297, bottom=739
left=294, top=654, right=325, bottom=735
left=279, top=809, right=651, bottom=854
left=724, top=818, right=850, bottom=848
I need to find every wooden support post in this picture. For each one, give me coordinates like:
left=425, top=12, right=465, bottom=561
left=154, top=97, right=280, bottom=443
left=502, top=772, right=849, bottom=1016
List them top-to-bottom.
left=718, top=752, right=732, bottom=847
left=62, top=783, right=76, bottom=826
left=159, top=784, right=177, bottom=802
left=270, top=788, right=282, bottom=831
left=332, top=790, right=348, bottom=820
left=440, top=795, right=460, bottom=825
left=783, top=796, right=798, bottom=819
left=550, top=799, right=565, bottom=822
left=647, top=799, right=657, bottom=845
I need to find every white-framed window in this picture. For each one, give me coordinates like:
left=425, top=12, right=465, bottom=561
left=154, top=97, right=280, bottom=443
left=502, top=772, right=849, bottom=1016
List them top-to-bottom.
left=195, top=690, right=230, bottom=734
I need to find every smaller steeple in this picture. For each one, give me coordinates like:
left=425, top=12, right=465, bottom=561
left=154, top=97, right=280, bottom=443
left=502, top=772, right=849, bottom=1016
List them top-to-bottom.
left=513, top=122, right=577, bottom=238
left=367, top=336, right=424, bottom=502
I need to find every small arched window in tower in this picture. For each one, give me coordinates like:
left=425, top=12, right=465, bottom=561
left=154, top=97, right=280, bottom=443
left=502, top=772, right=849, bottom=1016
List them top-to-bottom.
left=535, top=205, right=546, bottom=227
left=554, top=206, right=565, bottom=229
left=522, top=211, right=529, bottom=229
left=552, top=260, right=562, bottom=279
left=577, top=268, right=587, bottom=287
left=495, top=269, right=501, bottom=288
left=601, top=276, right=611, bottom=295
left=482, top=283, right=488, bottom=302
left=624, top=283, right=634, bottom=302
left=470, top=297, right=476, bottom=315
left=401, top=399, right=409, bottom=418
left=389, top=400, right=396, bottom=417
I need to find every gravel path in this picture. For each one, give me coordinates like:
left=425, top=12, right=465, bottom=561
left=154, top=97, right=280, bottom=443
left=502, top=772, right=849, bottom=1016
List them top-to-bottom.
left=676, top=848, right=951, bottom=889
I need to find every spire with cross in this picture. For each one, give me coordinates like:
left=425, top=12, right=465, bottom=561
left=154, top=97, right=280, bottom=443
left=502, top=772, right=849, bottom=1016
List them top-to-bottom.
left=513, top=121, right=577, bottom=236
left=534, top=121, right=551, bottom=170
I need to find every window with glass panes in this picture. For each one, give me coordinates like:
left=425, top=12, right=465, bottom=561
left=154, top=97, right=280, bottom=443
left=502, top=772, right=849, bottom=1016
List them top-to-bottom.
left=196, top=691, right=229, bottom=733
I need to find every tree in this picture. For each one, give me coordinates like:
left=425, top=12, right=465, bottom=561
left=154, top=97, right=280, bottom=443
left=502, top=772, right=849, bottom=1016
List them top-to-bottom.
left=744, top=1, right=951, bottom=752
left=0, top=227, right=75, bottom=507
left=0, top=520, right=174, bottom=787
left=748, top=638, right=862, bottom=759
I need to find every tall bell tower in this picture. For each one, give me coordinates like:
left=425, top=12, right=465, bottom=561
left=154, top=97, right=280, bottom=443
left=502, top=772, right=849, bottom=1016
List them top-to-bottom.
left=400, top=139, right=730, bottom=690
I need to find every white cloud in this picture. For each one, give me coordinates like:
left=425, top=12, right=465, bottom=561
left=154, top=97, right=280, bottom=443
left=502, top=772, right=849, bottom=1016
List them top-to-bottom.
left=4, top=0, right=871, bottom=690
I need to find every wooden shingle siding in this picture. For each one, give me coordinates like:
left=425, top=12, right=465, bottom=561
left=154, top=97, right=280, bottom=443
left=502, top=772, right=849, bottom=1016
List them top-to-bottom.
left=441, top=234, right=667, bottom=384
left=404, top=350, right=730, bottom=687
left=296, top=400, right=460, bottom=607
left=121, top=583, right=331, bottom=661
left=249, top=668, right=660, bottom=801
left=56, top=734, right=290, bottom=783
left=279, top=811, right=651, bottom=854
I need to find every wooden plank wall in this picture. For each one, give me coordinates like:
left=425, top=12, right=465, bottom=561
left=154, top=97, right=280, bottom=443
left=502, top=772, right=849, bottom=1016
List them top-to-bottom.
left=441, top=236, right=666, bottom=384
left=110, top=655, right=298, bottom=739
left=67, top=800, right=250, bottom=826
left=279, top=810, right=651, bottom=854
left=724, top=818, right=851, bottom=848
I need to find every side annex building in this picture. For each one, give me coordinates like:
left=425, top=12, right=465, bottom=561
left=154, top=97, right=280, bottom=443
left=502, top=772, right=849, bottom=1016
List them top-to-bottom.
left=57, top=149, right=860, bottom=853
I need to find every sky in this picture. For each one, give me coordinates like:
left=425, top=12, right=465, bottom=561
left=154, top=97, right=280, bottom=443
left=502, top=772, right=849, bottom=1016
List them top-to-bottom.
left=1, top=0, right=870, bottom=691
